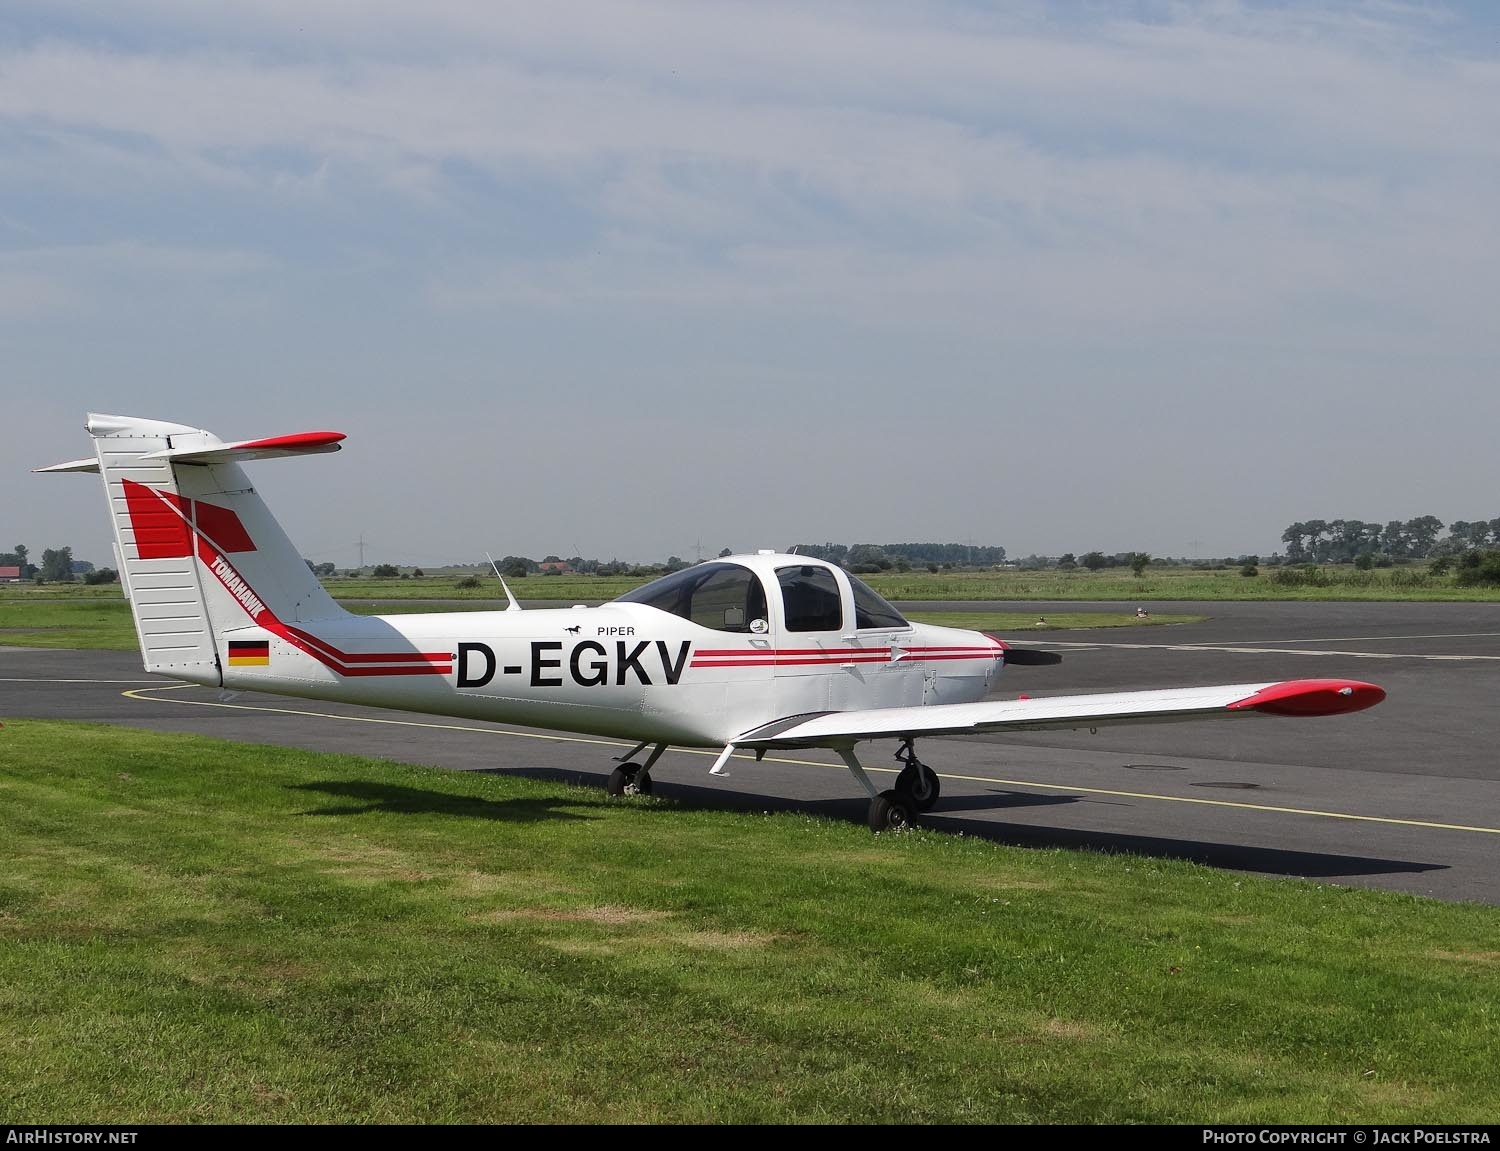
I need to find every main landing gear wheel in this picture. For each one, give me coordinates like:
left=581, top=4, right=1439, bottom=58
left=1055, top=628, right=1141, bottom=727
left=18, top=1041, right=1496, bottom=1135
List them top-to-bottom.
left=894, top=741, right=940, bottom=812
left=834, top=746, right=924, bottom=834
left=606, top=763, right=653, bottom=797
left=868, top=789, right=914, bottom=833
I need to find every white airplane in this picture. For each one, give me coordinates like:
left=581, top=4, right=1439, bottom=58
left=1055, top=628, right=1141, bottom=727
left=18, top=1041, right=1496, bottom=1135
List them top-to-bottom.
left=41, top=414, right=1385, bottom=832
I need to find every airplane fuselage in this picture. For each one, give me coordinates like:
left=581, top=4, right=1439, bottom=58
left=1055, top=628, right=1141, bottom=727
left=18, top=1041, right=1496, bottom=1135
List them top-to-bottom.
left=208, top=603, right=1007, bottom=747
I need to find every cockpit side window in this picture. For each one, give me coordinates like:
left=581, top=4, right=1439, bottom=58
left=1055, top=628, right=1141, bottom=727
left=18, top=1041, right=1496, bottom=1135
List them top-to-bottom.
left=615, top=562, right=768, bottom=633
left=689, top=565, right=767, bottom=631
left=777, top=565, right=843, bottom=632
left=849, top=574, right=909, bottom=629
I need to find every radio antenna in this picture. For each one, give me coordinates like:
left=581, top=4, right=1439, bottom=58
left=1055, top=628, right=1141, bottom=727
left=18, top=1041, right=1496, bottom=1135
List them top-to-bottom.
left=485, top=552, right=523, bottom=612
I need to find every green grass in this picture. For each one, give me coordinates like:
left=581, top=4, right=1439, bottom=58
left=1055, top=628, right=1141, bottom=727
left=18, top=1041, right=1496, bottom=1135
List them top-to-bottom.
left=4, top=558, right=1490, bottom=652
left=12, top=561, right=1500, bottom=612
left=329, top=565, right=1500, bottom=603
left=860, top=566, right=1500, bottom=602
left=327, top=575, right=644, bottom=601
left=0, top=588, right=1200, bottom=651
left=0, top=594, right=138, bottom=649
left=354, top=607, right=1204, bottom=632
left=908, top=611, right=1204, bottom=631
left=2, top=720, right=1498, bottom=1123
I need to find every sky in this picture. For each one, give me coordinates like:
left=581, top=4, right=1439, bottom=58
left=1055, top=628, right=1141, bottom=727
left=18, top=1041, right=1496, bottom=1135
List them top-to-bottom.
left=3, top=1, right=1498, bottom=568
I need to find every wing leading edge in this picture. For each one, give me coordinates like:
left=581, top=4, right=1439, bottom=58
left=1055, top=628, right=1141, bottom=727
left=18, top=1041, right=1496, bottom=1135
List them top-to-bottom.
left=734, top=678, right=1385, bottom=749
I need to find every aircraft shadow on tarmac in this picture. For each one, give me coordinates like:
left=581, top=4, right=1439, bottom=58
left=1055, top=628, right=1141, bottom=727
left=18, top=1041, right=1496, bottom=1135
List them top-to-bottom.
left=497, top=766, right=1446, bottom=882
left=289, top=780, right=596, bottom=824
left=934, top=788, right=1081, bottom=813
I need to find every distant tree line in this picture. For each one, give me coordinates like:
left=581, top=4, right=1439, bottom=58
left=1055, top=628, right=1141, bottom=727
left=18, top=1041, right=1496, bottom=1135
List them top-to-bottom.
left=1280, top=517, right=1500, bottom=563
left=299, top=526, right=1500, bottom=588
left=790, top=543, right=1007, bottom=574
left=1, top=544, right=114, bottom=584
left=318, top=544, right=1015, bottom=583
left=489, top=555, right=692, bottom=579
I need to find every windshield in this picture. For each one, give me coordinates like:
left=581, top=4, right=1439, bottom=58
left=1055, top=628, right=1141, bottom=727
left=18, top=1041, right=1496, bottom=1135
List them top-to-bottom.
left=615, top=562, right=769, bottom=633
left=848, top=574, right=908, bottom=629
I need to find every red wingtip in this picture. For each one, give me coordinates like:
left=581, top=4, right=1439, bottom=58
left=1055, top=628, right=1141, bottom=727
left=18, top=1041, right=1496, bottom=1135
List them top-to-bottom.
left=237, top=431, right=346, bottom=451
left=1227, top=679, right=1386, bottom=717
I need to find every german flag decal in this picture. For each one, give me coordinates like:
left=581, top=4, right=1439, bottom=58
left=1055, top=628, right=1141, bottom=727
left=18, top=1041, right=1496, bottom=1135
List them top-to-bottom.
left=227, top=639, right=270, bottom=667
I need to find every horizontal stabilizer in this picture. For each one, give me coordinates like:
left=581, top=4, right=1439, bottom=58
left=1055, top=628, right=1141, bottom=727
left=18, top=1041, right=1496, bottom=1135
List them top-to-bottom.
left=141, top=431, right=346, bottom=465
left=33, top=457, right=101, bottom=474
left=735, top=679, right=1385, bottom=749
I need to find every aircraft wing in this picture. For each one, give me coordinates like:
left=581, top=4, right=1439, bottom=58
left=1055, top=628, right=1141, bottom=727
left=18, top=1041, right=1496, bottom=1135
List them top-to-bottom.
left=734, top=679, right=1385, bottom=749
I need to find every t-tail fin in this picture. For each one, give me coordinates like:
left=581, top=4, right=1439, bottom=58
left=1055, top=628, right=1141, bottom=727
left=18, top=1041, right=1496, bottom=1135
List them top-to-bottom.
left=41, top=414, right=349, bottom=684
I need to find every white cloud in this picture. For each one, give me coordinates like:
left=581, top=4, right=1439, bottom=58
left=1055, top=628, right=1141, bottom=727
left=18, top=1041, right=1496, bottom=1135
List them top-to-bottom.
left=4, top=2, right=1499, bottom=560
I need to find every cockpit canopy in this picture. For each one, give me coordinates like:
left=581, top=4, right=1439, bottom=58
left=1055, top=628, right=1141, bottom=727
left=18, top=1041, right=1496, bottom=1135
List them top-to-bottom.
left=614, top=560, right=908, bottom=634
left=616, top=562, right=768, bottom=633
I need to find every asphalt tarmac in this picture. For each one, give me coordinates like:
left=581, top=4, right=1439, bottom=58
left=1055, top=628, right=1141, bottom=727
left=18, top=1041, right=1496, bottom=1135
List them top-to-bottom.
left=4, top=599, right=1498, bottom=904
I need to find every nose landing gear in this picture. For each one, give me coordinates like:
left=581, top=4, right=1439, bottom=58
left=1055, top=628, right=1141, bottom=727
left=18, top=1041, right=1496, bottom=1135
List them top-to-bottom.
left=894, top=739, right=940, bottom=812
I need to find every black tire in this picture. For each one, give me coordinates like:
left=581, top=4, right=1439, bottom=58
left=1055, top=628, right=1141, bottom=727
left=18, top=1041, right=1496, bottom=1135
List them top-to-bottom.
left=895, top=762, right=941, bottom=812
left=606, top=764, right=637, bottom=797
left=607, top=764, right=652, bottom=798
left=868, top=789, right=914, bottom=833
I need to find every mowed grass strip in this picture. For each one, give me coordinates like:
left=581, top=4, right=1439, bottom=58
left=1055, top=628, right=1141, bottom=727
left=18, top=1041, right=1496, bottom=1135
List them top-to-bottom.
left=330, top=566, right=1500, bottom=603
left=862, top=566, right=1500, bottom=602
left=0, top=592, right=1199, bottom=651
left=0, top=596, right=139, bottom=649
left=907, top=611, right=1204, bottom=631
left=2, top=722, right=1498, bottom=1123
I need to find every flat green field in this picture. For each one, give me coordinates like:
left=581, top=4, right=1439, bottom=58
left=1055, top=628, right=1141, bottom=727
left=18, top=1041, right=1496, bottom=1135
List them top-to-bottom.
left=4, top=556, right=1487, bottom=652
left=7, top=562, right=1499, bottom=625
left=327, top=564, right=1500, bottom=603
left=869, top=566, right=1500, bottom=602
left=0, top=586, right=1200, bottom=651
left=0, top=596, right=139, bottom=649
left=911, top=610, right=1202, bottom=631
left=2, top=721, right=1497, bottom=1123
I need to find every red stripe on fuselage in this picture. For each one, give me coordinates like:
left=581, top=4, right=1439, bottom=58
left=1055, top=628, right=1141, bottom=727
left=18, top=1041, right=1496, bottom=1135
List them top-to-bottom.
left=279, top=622, right=450, bottom=664
left=693, top=645, right=1001, bottom=658
left=691, top=653, right=1001, bottom=668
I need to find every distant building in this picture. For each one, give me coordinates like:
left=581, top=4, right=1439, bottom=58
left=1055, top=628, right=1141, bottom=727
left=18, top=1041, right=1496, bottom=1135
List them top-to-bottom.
left=538, top=561, right=573, bottom=574
left=0, top=566, right=21, bottom=582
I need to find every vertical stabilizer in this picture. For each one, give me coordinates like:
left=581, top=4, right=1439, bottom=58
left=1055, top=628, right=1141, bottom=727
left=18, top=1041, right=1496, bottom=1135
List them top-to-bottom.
left=83, top=413, right=347, bottom=684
